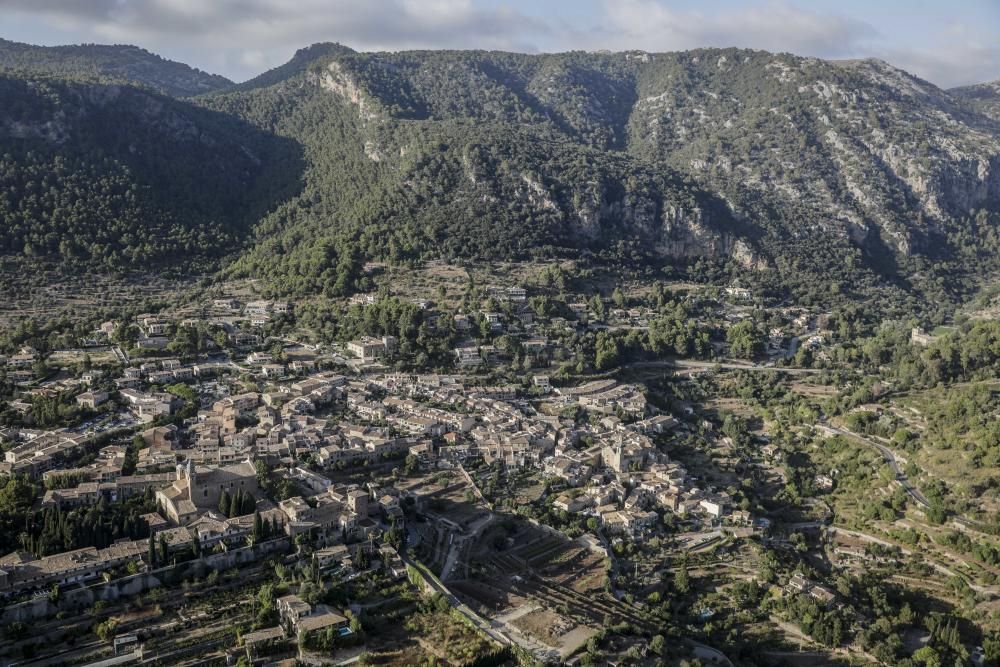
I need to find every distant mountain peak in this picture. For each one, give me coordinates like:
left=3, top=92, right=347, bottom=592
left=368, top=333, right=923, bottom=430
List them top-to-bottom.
left=0, top=37, right=232, bottom=97
left=231, top=42, right=356, bottom=92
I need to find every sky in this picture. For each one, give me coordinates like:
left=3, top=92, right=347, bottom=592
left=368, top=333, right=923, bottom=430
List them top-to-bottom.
left=2, top=0, right=999, bottom=88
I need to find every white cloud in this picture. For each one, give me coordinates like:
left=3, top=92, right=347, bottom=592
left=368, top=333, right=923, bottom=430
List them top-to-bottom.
left=2, top=0, right=998, bottom=87
left=4, top=0, right=550, bottom=81
left=584, top=0, right=877, bottom=56
left=881, top=23, right=1000, bottom=88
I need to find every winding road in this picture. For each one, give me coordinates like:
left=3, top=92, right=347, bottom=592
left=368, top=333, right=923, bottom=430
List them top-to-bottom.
left=624, top=359, right=821, bottom=375
left=820, top=424, right=984, bottom=531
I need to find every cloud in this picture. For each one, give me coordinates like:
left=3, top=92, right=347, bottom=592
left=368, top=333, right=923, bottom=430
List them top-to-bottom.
left=3, top=0, right=998, bottom=88
left=4, top=0, right=550, bottom=81
left=583, top=0, right=878, bottom=57
left=559, top=1, right=998, bottom=88
left=881, top=23, right=1000, bottom=88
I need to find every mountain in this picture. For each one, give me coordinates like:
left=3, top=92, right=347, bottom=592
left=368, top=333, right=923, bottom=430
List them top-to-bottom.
left=0, top=38, right=232, bottom=97
left=1, top=41, right=999, bottom=310
left=230, top=43, right=354, bottom=93
left=196, top=45, right=1000, bottom=305
left=200, top=46, right=750, bottom=297
left=0, top=73, right=302, bottom=271
left=951, top=79, right=1000, bottom=122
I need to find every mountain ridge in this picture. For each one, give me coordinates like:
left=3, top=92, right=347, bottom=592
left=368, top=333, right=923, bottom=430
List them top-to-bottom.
left=0, top=37, right=233, bottom=97
left=1, top=40, right=999, bottom=310
left=200, top=45, right=1000, bottom=299
left=0, top=72, right=303, bottom=271
left=951, top=79, right=1000, bottom=122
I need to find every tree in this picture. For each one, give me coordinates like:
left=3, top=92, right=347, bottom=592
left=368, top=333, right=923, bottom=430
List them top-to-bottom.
left=727, top=320, right=764, bottom=359
left=594, top=331, right=621, bottom=371
left=229, top=489, right=241, bottom=518
left=219, top=490, right=232, bottom=517
left=252, top=511, right=263, bottom=543
left=674, top=562, right=690, bottom=595
left=95, top=618, right=118, bottom=642
left=912, top=646, right=942, bottom=667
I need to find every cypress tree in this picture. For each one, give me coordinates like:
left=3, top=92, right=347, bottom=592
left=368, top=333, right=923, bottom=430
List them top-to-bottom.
left=229, top=489, right=240, bottom=518
left=253, top=511, right=262, bottom=542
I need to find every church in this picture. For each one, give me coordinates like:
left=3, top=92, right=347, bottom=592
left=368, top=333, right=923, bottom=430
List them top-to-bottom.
left=157, top=459, right=261, bottom=525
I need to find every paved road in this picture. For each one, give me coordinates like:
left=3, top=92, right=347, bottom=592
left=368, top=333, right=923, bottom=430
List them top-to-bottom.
left=111, top=345, right=129, bottom=364
left=624, top=359, right=820, bottom=375
left=821, top=424, right=983, bottom=531
left=441, top=513, right=494, bottom=581
left=404, top=557, right=512, bottom=647
left=687, top=640, right=734, bottom=667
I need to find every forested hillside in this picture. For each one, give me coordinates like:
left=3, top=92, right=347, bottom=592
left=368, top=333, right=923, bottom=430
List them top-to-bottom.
left=0, top=38, right=232, bottom=97
left=1, top=41, right=999, bottom=309
left=195, top=45, right=1000, bottom=306
left=0, top=74, right=302, bottom=271
left=952, top=79, right=1000, bottom=122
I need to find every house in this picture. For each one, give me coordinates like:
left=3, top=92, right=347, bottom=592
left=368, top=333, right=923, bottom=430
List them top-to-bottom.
left=725, top=286, right=752, bottom=301
left=245, top=300, right=272, bottom=315
left=484, top=313, right=503, bottom=331
left=911, top=328, right=933, bottom=346
left=347, top=337, right=396, bottom=362
left=523, top=338, right=547, bottom=354
left=454, top=347, right=482, bottom=368
left=6, top=349, right=35, bottom=368
left=246, top=352, right=273, bottom=365
left=261, top=364, right=286, bottom=379
left=80, top=370, right=104, bottom=386
left=76, top=391, right=109, bottom=410
left=633, top=415, right=679, bottom=435
left=814, top=474, right=835, bottom=491
left=552, top=493, right=592, bottom=514
left=699, top=498, right=724, bottom=519
left=0, top=539, right=147, bottom=594
left=314, top=544, right=351, bottom=570
left=379, top=545, right=407, bottom=578
left=787, top=573, right=811, bottom=593
left=809, top=584, right=837, bottom=606
left=277, top=594, right=312, bottom=626
left=277, top=594, right=350, bottom=637
left=296, top=610, right=349, bottom=635
left=242, top=627, right=286, bottom=661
